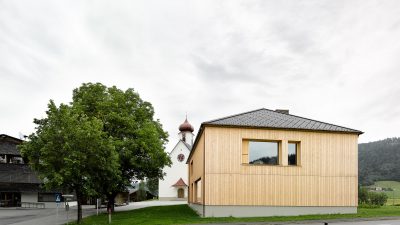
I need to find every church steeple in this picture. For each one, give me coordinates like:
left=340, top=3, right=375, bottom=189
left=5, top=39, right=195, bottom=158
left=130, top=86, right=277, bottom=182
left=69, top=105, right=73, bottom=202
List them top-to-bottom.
left=178, top=116, right=194, bottom=146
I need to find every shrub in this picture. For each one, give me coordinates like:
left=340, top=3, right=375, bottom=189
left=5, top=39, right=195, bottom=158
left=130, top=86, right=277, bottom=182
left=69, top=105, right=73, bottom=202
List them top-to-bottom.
left=359, top=186, right=388, bottom=207
left=359, top=187, right=369, bottom=204
left=369, top=192, right=388, bottom=206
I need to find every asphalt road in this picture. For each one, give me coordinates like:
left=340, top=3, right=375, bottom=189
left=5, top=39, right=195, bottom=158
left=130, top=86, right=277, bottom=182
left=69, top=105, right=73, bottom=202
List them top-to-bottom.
left=0, top=200, right=187, bottom=225
left=0, top=205, right=99, bottom=225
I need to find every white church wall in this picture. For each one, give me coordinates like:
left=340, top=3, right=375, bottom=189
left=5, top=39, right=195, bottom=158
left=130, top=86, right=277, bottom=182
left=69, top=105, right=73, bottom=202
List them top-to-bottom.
left=159, top=141, right=190, bottom=200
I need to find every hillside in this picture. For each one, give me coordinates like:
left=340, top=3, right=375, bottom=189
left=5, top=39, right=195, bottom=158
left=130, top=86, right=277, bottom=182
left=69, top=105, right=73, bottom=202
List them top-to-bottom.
left=359, top=138, right=400, bottom=185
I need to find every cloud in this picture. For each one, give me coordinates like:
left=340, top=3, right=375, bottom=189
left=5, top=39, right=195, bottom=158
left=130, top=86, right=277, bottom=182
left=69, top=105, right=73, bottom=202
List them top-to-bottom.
left=0, top=0, right=400, bottom=151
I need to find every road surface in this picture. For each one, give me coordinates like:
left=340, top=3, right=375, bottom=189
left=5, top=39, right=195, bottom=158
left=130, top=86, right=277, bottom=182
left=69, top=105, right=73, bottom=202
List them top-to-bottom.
left=0, top=200, right=186, bottom=225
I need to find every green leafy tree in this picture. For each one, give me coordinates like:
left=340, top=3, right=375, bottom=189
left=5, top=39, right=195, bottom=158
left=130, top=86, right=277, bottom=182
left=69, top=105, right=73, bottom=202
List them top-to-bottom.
left=71, top=83, right=171, bottom=211
left=20, top=101, right=120, bottom=223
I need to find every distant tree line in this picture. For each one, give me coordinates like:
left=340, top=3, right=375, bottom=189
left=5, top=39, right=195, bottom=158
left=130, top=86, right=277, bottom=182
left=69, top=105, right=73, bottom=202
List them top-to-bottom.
left=359, top=137, right=400, bottom=185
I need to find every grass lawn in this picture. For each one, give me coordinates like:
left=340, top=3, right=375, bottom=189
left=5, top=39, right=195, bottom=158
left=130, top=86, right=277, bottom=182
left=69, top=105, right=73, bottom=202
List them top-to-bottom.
left=75, top=204, right=400, bottom=225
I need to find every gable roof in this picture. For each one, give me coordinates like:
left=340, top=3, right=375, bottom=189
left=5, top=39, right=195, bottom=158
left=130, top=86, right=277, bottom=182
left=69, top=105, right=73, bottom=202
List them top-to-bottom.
left=187, top=108, right=362, bottom=163
left=203, top=108, right=363, bottom=134
left=0, top=134, right=23, bottom=155
left=168, top=140, right=192, bottom=155
left=182, top=141, right=192, bottom=150
left=172, top=178, right=187, bottom=187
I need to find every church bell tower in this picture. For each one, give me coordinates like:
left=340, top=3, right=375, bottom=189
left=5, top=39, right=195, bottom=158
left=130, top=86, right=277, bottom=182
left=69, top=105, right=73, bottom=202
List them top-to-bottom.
left=178, top=116, right=194, bottom=146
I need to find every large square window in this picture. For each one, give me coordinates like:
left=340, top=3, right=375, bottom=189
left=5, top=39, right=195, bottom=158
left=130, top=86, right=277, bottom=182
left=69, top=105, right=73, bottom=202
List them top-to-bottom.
left=249, top=141, right=279, bottom=165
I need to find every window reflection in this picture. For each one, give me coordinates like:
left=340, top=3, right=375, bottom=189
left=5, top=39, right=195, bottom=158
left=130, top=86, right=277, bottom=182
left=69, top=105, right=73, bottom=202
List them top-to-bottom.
left=249, top=141, right=278, bottom=165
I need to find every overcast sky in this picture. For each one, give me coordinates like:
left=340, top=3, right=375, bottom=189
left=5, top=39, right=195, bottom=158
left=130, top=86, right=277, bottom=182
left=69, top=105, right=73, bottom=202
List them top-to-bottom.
left=1, top=0, right=399, bottom=151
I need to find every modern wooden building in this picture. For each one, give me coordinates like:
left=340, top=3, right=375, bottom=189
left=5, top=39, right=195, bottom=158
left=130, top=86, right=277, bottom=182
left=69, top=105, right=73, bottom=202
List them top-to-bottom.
left=187, top=109, right=362, bottom=217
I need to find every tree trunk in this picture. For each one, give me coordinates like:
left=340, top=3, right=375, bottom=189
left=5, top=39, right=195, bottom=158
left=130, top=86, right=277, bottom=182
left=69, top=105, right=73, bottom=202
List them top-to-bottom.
left=76, top=191, right=83, bottom=224
left=107, top=192, right=117, bottom=213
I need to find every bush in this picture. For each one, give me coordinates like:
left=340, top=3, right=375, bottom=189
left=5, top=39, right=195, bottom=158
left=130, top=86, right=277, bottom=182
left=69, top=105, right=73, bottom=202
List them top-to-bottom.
left=359, top=187, right=388, bottom=206
left=359, top=187, right=369, bottom=204
left=369, top=192, right=388, bottom=206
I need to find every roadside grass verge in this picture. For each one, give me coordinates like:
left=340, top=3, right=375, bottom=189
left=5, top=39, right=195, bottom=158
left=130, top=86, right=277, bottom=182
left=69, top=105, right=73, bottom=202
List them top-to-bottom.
left=75, top=204, right=400, bottom=225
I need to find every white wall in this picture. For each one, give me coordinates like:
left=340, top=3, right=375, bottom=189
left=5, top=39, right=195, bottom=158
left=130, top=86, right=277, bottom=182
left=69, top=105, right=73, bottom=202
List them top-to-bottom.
left=178, top=131, right=194, bottom=146
left=159, top=141, right=190, bottom=199
left=20, top=192, right=77, bottom=208
left=21, top=192, right=37, bottom=202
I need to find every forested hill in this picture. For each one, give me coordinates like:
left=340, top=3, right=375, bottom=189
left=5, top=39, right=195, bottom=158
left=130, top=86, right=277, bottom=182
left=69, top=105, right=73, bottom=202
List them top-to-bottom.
left=359, top=137, right=400, bottom=185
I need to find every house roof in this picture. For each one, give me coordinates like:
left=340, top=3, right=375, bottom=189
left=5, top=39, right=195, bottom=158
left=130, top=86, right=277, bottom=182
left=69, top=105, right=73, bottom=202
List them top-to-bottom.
left=187, top=108, right=363, bottom=163
left=203, top=108, right=363, bottom=134
left=0, top=134, right=23, bottom=155
left=0, top=164, right=42, bottom=184
left=172, top=178, right=187, bottom=187
left=0, top=183, right=42, bottom=192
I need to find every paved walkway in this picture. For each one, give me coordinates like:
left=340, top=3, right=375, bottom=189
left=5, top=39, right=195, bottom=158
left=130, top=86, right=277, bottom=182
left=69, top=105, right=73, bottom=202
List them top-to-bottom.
left=115, top=200, right=187, bottom=212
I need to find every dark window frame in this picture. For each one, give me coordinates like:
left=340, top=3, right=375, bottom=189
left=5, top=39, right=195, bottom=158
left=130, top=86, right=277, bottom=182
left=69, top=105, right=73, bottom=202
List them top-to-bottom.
left=288, top=141, right=300, bottom=166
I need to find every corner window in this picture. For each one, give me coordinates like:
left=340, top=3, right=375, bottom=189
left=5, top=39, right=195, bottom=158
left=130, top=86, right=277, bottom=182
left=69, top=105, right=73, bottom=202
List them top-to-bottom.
left=249, top=141, right=279, bottom=165
left=288, top=142, right=299, bottom=165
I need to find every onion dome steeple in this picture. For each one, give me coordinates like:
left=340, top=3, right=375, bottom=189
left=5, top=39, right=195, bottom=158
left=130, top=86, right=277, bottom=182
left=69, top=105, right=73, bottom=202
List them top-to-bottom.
left=179, top=117, right=194, bottom=133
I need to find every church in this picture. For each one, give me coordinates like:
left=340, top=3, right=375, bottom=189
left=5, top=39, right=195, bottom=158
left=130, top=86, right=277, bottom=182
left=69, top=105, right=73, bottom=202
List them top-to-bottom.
left=158, top=118, right=194, bottom=200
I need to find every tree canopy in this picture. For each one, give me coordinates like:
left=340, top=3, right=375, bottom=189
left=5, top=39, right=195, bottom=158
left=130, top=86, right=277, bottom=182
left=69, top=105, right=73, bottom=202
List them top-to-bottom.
left=20, top=83, right=171, bottom=223
left=71, top=83, right=171, bottom=207
left=20, top=100, right=120, bottom=222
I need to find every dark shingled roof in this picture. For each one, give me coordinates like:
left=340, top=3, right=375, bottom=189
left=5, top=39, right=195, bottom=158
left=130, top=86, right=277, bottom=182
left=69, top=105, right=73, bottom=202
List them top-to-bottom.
left=203, top=108, right=362, bottom=134
left=0, top=134, right=22, bottom=155
left=0, top=164, right=42, bottom=184
left=0, top=183, right=41, bottom=192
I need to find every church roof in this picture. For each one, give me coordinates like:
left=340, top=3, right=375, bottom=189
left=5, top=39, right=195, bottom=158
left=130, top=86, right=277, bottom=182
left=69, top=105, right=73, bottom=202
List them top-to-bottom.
left=179, top=118, right=194, bottom=132
left=182, top=141, right=192, bottom=150
left=172, top=178, right=187, bottom=187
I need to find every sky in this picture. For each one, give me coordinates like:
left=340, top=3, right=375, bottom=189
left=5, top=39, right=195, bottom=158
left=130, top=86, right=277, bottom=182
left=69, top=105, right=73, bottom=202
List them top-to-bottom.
left=1, top=0, right=400, bottom=151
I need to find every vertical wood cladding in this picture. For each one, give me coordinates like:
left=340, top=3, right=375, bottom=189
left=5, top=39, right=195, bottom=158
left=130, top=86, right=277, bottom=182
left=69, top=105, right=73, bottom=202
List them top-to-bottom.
left=203, top=127, right=358, bottom=206
left=188, top=131, right=205, bottom=204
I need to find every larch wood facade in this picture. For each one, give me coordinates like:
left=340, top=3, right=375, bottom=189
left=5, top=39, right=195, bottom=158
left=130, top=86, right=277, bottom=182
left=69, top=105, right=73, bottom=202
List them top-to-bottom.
left=188, top=125, right=360, bottom=217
